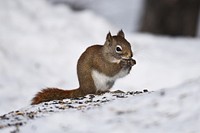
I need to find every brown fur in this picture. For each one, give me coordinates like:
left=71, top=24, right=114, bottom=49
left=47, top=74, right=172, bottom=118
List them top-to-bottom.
left=31, top=30, right=136, bottom=105
left=31, top=88, right=84, bottom=105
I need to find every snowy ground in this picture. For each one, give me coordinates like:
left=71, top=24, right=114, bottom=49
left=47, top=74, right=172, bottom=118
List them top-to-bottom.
left=0, top=0, right=200, bottom=132
left=1, top=80, right=200, bottom=133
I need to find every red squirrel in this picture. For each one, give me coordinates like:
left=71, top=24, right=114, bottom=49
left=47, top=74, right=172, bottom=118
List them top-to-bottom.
left=31, top=30, right=136, bottom=105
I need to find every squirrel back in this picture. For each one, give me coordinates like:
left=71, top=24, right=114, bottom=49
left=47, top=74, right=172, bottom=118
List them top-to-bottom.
left=31, top=30, right=136, bottom=105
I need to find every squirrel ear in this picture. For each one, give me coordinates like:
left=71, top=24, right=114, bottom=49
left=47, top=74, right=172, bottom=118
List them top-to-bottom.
left=117, top=29, right=125, bottom=38
left=106, top=31, right=112, bottom=43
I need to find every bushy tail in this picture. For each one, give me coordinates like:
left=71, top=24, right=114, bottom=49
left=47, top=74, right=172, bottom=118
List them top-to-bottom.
left=31, top=88, right=83, bottom=105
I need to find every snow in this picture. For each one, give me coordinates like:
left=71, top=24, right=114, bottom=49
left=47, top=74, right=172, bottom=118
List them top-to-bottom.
left=0, top=0, right=200, bottom=132
left=49, top=0, right=145, bottom=32
left=85, top=0, right=144, bottom=32
left=126, top=34, right=200, bottom=90
left=2, top=78, right=199, bottom=133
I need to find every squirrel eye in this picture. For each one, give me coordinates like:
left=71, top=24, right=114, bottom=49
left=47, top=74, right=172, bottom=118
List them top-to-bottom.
left=115, top=45, right=122, bottom=53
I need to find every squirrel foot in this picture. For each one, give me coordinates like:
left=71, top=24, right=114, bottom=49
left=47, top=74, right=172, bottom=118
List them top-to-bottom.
left=120, top=58, right=136, bottom=68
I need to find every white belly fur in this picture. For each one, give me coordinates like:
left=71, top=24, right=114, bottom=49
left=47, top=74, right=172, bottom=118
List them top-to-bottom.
left=91, top=69, right=129, bottom=92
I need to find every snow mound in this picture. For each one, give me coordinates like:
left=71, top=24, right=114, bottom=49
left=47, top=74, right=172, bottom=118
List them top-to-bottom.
left=1, top=78, right=200, bottom=133
left=20, top=78, right=200, bottom=133
left=0, top=90, right=148, bottom=132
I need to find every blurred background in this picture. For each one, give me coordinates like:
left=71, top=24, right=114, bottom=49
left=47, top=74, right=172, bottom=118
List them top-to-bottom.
left=49, top=0, right=200, bottom=37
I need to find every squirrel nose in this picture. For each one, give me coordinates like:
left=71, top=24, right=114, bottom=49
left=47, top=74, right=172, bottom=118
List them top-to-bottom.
left=127, top=52, right=133, bottom=59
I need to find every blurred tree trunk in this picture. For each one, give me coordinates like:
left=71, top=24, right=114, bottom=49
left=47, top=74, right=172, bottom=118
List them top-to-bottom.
left=140, top=0, right=200, bottom=37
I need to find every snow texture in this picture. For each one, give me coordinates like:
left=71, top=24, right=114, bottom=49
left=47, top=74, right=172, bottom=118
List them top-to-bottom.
left=0, top=0, right=200, bottom=132
left=20, top=80, right=200, bottom=133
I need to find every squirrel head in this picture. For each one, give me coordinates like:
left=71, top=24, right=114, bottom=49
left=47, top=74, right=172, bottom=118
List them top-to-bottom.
left=103, top=30, right=133, bottom=63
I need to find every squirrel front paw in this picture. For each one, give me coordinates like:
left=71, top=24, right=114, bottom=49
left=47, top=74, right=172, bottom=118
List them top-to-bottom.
left=120, top=58, right=136, bottom=68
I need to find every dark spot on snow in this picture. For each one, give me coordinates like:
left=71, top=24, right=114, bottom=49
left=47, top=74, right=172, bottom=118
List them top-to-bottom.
left=160, top=90, right=165, bottom=96
left=127, top=91, right=133, bottom=95
left=134, top=91, right=143, bottom=94
left=179, top=93, right=187, bottom=99
left=88, top=94, right=95, bottom=99
left=116, top=95, right=126, bottom=98
left=58, top=100, right=64, bottom=104
left=96, top=100, right=100, bottom=102
left=78, top=102, right=83, bottom=104
left=68, top=105, right=74, bottom=108
left=116, top=111, right=125, bottom=115
left=26, top=112, right=35, bottom=119
left=0, top=114, right=9, bottom=120
left=15, top=117, right=21, bottom=121
left=16, top=122, right=23, bottom=126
